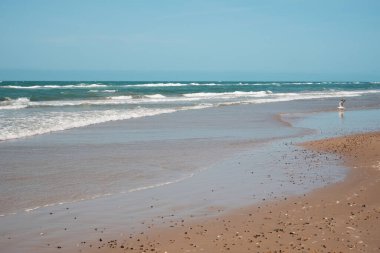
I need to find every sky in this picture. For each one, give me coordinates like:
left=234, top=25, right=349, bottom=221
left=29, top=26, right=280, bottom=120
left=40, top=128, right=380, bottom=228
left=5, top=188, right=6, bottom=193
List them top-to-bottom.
left=0, top=0, right=379, bottom=81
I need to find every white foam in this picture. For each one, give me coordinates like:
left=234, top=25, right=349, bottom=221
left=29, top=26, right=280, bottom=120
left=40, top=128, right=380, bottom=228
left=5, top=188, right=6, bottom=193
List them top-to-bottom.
left=124, top=82, right=225, bottom=88
left=189, top=82, right=220, bottom=86
left=291, top=82, right=314, bottom=85
left=1, top=83, right=108, bottom=89
left=75, top=83, right=107, bottom=88
left=124, top=83, right=187, bottom=87
left=247, top=83, right=281, bottom=86
left=4, top=85, right=41, bottom=89
left=89, top=89, right=116, bottom=93
left=185, top=89, right=380, bottom=101
left=183, top=90, right=272, bottom=99
left=246, top=90, right=380, bottom=104
left=183, top=92, right=220, bottom=98
left=145, top=94, right=167, bottom=99
left=106, top=95, right=200, bottom=104
left=107, top=95, right=133, bottom=100
left=0, top=96, right=195, bottom=109
left=0, top=97, right=30, bottom=110
left=24, top=98, right=137, bottom=107
left=0, top=102, right=217, bottom=141
left=186, top=103, right=213, bottom=110
left=0, top=108, right=177, bottom=141
left=128, top=173, right=194, bottom=193
left=25, top=206, right=41, bottom=212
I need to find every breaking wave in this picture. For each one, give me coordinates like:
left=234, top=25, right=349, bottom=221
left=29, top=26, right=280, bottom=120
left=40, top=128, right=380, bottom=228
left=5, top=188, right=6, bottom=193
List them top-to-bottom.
left=1, top=83, right=108, bottom=89
left=1, top=87, right=380, bottom=141
left=1, top=89, right=380, bottom=110
left=0, top=108, right=177, bottom=141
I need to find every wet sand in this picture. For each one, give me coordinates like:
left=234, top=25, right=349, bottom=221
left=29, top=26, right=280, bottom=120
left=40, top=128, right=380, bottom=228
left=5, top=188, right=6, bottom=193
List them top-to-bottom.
left=84, top=132, right=380, bottom=253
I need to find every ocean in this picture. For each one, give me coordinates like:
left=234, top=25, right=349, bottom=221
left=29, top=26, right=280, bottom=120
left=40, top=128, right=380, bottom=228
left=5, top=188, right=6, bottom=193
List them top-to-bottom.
left=1, top=81, right=380, bottom=141
left=2, top=81, right=380, bottom=252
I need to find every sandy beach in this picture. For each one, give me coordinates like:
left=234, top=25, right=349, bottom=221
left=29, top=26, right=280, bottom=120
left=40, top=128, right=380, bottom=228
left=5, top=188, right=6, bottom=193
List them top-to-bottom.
left=2, top=1, right=380, bottom=252
left=81, top=131, right=380, bottom=253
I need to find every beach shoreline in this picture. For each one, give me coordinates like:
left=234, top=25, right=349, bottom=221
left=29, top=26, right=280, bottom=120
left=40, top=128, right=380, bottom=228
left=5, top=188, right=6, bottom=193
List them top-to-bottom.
left=2, top=0, right=380, bottom=251
left=1, top=98, right=380, bottom=253
left=81, top=131, right=380, bottom=253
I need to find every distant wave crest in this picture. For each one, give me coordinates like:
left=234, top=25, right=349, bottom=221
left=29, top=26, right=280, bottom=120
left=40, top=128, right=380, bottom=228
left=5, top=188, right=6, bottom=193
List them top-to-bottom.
left=124, top=82, right=226, bottom=88
left=1, top=83, right=108, bottom=89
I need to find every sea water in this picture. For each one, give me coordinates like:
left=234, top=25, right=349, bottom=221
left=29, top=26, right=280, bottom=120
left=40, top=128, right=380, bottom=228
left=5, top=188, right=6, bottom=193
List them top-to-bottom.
left=1, top=81, right=380, bottom=141
left=1, top=81, right=380, bottom=252
left=1, top=81, right=380, bottom=214
left=0, top=103, right=299, bottom=215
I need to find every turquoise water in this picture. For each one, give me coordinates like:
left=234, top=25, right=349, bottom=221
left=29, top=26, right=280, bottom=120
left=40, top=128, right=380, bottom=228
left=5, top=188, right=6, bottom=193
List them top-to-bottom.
left=1, top=81, right=380, bottom=141
left=1, top=81, right=380, bottom=102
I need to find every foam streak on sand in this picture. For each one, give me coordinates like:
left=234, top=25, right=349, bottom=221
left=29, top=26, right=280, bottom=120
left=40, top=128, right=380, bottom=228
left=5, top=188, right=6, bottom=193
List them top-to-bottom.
left=90, top=132, right=380, bottom=253
left=127, top=173, right=195, bottom=193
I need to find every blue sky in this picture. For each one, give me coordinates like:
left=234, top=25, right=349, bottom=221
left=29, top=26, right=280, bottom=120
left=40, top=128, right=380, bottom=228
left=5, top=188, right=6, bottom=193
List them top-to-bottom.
left=0, top=0, right=379, bottom=81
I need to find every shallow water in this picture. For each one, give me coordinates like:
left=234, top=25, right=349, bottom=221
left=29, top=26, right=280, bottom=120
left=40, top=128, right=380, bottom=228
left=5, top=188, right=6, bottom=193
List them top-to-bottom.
left=1, top=96, right=380, bottom=252
left=1, top=96, right=379, bottom=216
left=0, top=105, right=299, bottom=215
left=293, top=108, right=380, bottom=140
